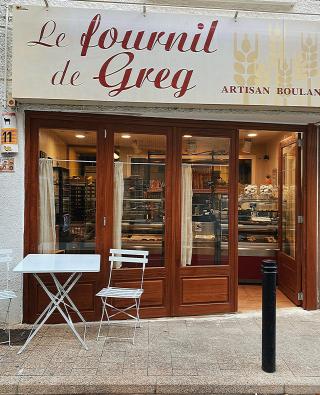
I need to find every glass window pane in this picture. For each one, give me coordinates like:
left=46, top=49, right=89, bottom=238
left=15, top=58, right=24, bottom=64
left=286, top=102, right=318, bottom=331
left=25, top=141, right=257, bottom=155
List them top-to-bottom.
left=39, top=129, right=96, bottom=254
left=114, top=133, right=166, bottom=267
left=181, top=135, right=230, bottom=266
left=281, top=144, right=296, bottom=258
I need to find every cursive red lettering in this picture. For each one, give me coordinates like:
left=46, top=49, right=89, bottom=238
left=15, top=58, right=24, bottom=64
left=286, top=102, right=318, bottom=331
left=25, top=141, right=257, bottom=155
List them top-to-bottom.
left=80, top=14, right=101, bottom=56
left=28, top=20, right=58, bottom=47
left=203, top=21, right=218, bottom=53
left=190, top=23, right=204, bottom=52
left=98, top=28, right=118, bottom=49
left=120, top=30, right=133, bottom=49
left=132, top=31, right=149, bottom=50
left=56, top=32, right=67, bottom=47
left=146, top=32, right=166, bottom=50
left=165, top=32, right=188, bottom=52
left=94, top=52, right=135, bottom=96
left=95, top=52, right=196, bottom=98
left=51, top=60, right=82, bottom=85
left=135, top=68, right=155, bottom=88
left=153, top=69, right=171, bottom=88
left=171, top=69, right=195, bottom=98
left=70, top=71, right=81, bottom=86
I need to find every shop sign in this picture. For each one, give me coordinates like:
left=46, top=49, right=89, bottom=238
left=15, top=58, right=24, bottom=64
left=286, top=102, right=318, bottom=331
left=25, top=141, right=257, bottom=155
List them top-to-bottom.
left=12, top=6, right=320, bottom=107
left=1, top=113, right=18, bottom=154
left=0, top=157, right=15, bottom=173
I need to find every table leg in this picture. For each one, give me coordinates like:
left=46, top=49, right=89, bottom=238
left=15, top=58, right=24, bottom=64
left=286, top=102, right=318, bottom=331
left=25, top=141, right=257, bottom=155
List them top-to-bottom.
left=17, top=272, right=86, bottom=354
left=26, top=273, right=78, bottom=334
left=51, top=273, right=87, bottom=341
left=38, top=274, right=88, bottom=350
left=51, top=274, right=87, bottom=322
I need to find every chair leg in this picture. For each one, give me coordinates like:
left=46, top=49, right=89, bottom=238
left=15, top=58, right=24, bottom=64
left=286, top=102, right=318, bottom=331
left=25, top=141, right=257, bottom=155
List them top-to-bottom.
left=97, top=297, right=109, bottom=340
left=132, top=298, right=141, bottom=345
left=136, top=298, right=141, bottom=328
left=2, top=299, right=12, bottom=347
left=7, top=299, right=11, bottom=347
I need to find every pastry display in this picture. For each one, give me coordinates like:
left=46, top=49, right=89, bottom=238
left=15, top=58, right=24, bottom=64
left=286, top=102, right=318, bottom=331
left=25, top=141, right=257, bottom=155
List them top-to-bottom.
left=238, top=183, right=278, bottom=251
left=244, top=184, right=257, bottom=197
left=260, top=184, right=273, bottom=197
left=251, top=216, right=271, bottom=223
left=195, top=234, right=215, bottom=240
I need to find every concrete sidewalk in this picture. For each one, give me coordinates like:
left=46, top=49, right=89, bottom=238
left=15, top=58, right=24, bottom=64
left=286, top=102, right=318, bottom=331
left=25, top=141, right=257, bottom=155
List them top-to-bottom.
left=1, top=307, right=320, bottom=394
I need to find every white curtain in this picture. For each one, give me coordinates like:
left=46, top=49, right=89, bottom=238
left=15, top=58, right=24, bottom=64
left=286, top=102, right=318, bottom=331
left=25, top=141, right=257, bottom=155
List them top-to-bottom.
left=39, top=159, right=56, bottom=253
left=113, top=162, right=124, bottom=268
left=181, top=164, right=193, bottom=266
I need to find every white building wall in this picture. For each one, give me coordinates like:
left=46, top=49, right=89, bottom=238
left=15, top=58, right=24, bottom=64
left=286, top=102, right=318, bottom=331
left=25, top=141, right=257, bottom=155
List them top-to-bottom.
left=0, top=0, right=320, bottom=322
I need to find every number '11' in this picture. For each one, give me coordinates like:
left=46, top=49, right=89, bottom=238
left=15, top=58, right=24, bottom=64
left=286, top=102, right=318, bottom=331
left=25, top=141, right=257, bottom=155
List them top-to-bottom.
left=2, top=131, right=12, bottom=143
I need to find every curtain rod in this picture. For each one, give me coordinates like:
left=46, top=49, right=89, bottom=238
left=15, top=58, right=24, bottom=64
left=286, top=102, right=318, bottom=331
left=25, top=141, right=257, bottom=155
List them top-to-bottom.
left=72, top=0, right=320, bottom=17
left=40, top=158, right=97, bottom=163
left=41, top=159, right=226, bottom=166
left=120, top=162, right=165, bottom=165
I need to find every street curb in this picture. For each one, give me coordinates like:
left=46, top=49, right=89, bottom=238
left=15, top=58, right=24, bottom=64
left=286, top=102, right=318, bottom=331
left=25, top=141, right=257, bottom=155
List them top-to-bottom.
left=1, top=375, right=320, bottom=394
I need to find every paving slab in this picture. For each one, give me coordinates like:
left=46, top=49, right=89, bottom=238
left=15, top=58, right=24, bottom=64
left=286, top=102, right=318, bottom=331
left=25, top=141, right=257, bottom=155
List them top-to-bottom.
left=2, top=308, right=320, bottom=394
left=0, top=376, right=18, bottom=394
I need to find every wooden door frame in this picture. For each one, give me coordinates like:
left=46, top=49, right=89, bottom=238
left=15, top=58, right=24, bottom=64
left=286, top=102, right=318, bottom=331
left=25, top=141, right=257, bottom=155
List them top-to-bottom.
left=24, top=111, right=318, bottom=324
left=24, top=116, right=107, bottom=322
left=104, top=123, right=174, bottom=318
left=303, top=125, right=318, bottom=310
left=172, top=127, right=239, bottom=315
left=278, top=135, right=302, bottom=305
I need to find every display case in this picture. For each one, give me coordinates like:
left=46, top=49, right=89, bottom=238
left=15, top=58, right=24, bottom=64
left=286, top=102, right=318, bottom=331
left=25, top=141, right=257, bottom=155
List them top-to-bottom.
left=189, top=156, right=229, bottom=265
left=53, top=166, right=71, bottom=240
left=52, top=168, right=97, bottom=254
left=121, top=175, right=165, bottom=266
left=191, top=189, right=229, bottom=265
left=238, top=197, right=279, bottom=282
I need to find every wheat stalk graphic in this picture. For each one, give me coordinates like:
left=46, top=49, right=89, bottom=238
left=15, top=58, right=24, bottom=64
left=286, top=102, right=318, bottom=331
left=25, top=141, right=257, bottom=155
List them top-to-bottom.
left=268, top=26, right=283, bottom=105
left=233, top=33, right=259, bottom=105
left=293, top=34, right=318, bottom=106
left=301, top=34, right=318, bottom=106
left=278, top=60, right=293, bottom=106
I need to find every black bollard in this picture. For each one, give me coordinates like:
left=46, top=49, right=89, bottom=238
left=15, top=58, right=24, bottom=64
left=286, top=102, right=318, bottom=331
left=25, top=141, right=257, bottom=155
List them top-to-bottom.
left=261, top=259, right=277, bottom=373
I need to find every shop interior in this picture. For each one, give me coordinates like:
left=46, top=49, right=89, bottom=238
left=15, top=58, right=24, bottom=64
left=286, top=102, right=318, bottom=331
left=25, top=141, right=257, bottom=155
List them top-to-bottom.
left=38, top=127, right=299, bottom=312
left=39, top=128, right=97, bottom=255
left=237, top=129, right=297, bottom=311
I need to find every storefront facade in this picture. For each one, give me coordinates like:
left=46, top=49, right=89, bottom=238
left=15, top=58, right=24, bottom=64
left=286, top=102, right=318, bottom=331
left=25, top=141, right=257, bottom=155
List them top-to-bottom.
left=1, top=0, right=320, bottom=323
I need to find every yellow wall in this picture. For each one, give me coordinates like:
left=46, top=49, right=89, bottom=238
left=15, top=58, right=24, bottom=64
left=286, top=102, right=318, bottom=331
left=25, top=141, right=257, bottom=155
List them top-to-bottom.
left=39, top=129, right=68, bottom=167
left=240, top=132, right=296, bottom=187
left=68, top=147, right=80, bottom=177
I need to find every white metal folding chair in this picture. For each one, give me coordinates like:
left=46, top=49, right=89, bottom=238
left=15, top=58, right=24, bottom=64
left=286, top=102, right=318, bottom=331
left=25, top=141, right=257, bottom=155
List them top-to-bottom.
left=0, top=249, right=17, bottom=346
left=96, top=249, right=148, bottom=344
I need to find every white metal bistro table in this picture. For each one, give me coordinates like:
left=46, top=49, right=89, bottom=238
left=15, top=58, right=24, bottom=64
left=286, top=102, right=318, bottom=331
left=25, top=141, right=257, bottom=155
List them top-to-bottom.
left=13, top=254, right=100, bottom=354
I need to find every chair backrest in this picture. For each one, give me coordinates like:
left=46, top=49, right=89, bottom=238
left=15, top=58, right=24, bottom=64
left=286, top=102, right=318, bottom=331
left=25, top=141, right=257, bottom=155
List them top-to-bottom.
left=0, top=249, right=13, bottom=290
left=108, top=249, right=149, bottom=290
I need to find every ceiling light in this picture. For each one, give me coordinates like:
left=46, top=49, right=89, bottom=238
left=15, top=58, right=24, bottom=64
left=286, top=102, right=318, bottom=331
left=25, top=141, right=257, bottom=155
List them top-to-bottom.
left=247, top=133, right=257, bottom=137
left=75, top=134, right=85, bottom=139
left=121, top=134, right=131, bottom=139
left=183, top=135, right=193, bottom=138
left=114, top=152, right=119, bottom=160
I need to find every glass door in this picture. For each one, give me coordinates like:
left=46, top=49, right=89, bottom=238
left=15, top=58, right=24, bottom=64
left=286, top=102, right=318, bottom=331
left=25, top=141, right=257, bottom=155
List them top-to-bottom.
left=25, top=125, right=105, bottom=324
left=106, top=128, right=173, bottom=318
left=38, top=129, right=97, bottom=256
left=173, top=129, right=238, bottom=316
left=278, top=135, right=302, bottom=305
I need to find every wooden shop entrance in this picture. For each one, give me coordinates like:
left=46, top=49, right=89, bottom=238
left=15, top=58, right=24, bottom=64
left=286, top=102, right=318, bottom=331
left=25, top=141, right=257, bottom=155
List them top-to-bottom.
left=23, top=112, right=317, bottom=323
left=237, top=130, right=309, bottom=311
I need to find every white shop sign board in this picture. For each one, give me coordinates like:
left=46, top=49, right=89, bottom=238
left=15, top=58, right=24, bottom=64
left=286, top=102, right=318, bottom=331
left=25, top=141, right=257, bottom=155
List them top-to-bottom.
left=12, top=6, right=320, bottom=107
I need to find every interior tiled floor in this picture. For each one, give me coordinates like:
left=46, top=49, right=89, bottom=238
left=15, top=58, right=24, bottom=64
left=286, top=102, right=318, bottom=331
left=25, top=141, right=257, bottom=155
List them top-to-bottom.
left=238, top=284, right=296, bottom=312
